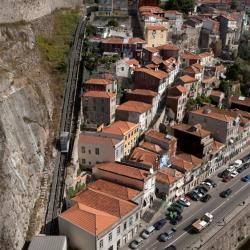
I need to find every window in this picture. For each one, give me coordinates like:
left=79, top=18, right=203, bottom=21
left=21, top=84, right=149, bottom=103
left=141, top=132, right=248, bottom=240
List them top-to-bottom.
left=121, top=67, right=124, bottom=71
left=81, top=146, right=85, bottom=153
left=95, top=148, right=99, bottom=155
left=89, top=150, right=91, bottom=154
left=82, top=159, right=86, bottom=164
left=89, top=161, right=91, bottom=165
left=136, top=212, right=139, bottom=220
left=129, top=217, right=133, bottom=226
left=124, top=222, right=127, bottom=230
left=117, top=226, right=120, bottom=235
left=108, top=232, right=112, bottom=242
left=99, top=239, right=103, bottom=248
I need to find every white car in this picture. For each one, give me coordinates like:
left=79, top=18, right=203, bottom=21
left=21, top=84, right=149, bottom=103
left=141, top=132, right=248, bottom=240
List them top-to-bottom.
left=227, top=165, right=235, bottom=172
left=230, top=171, right=239, bottom=178
left=201, top=181, right=213, bottom=189
left=179, top=197, right=191, bottom=207
left=141, top=226, right=155, bottom=239
left=130, top=237, right=143, bottom=249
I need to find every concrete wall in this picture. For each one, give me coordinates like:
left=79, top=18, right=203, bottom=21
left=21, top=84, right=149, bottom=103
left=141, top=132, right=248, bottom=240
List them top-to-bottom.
left=0, top=0, right=82, bottom=24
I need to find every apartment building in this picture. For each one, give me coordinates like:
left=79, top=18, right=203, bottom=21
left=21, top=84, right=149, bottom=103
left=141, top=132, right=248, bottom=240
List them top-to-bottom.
left=164, top=10, right=183, bottom=32
left=145, top=24, right=168, bottom=47
left=157, top=43, right=179, bottom=60
left=142, top=47, right=160, bottom=64
left=116, top=58, right=140, bottom=78
left=182, top=63, right=204, bottom=82
left=133, top=67, right=169, bottom=97
left=179, top=75, right=200, bottom=99
left=84, top=78, right=117, bottom=93
left=167, top=85, right=188, bottom=122
left=124, top=89, right=159, bottom=118
left=82, top=91, right=116, bottom=126
left=116, top=101, right=152, bottom=132
left=188, top=106, right=240, bottom=144
left=101, top=121, right=140, bottom=156
left=172, top=123, right=214, bottom=161
left=144, top=129, right=177, bottom=158
left=78, top=133, right=124, bottom=170
left=93, top=162, right=156, bottom=211
left=156, top=168, right=184, bottom=203
left=59, top=185, right=141, bottom=250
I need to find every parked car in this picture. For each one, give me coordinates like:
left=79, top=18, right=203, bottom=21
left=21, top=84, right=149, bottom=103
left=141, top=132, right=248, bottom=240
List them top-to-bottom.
left=234, top=159, right=243, bottom=167
left=242, top=163, right=249, bottom=170
left=227, top=165, right=236, bottom=172
left=237, top=167, right=245, bottom=173
left=218, top=170, right=230, bottom=178
left=230, top=171, right=238, bottom=178
left=241, top=174, right=250, bottom=182
left=223, top=175, right=232, bottom=182
left=204, top=179, right=217, bottom=187
left=201, top=181, right=212, bottom=189
left=198, top=185, right=209, bottom=192
left=193, top=188, right=205, bottom=196
left=220, top=188, right=232, bottom=198
left=187, top=192, right=200, bottom=201
left=201, top=194, right=211, bottom=202
left=177, top=197, right=191, bottom=207
left=173, top=202, right=185, bottom=209
left=170, top=205, right=183, bottom=213
left=168, top=206, right=182, bottom=215
left=170, top=215, right=183, bottom=225
left=153, top=219, right=167, bottom=230
left=141, top=226, right=155, bottom=239
left=158, top=228, right=176, bottom=242
left=130, top=237, right=143, bottom=249
left=164, top=245, right=177, bottom=250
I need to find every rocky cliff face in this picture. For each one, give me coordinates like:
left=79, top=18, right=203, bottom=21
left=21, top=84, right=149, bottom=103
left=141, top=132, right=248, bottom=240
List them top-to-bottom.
left=0, top=0, right=82, bottom=23
left=0, top=11, right=67, bottom=250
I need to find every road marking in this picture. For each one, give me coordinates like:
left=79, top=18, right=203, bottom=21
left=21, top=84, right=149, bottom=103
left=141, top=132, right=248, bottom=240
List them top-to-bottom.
left=168, top=231, right=188, bottom=245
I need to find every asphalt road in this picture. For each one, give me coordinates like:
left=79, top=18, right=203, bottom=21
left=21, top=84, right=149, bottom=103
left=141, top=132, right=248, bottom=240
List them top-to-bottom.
left=135, top=164, right=250, bottom=250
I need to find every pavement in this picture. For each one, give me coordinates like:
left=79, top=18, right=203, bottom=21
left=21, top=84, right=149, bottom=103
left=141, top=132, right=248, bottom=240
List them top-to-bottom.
left=123, top=147, right=250, bottom=250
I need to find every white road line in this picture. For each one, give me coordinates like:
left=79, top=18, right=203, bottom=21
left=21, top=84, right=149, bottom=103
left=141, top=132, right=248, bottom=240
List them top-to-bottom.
left=169, top=231, right=188, bottom=245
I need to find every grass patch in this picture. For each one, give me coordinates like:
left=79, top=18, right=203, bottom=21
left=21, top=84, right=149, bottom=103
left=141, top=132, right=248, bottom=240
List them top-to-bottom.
left=36, top=9, right=80, bottom=71
left=66, top=182, right=86, bottom=199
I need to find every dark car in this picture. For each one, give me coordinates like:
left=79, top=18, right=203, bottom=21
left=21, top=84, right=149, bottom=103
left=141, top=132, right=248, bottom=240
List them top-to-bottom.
left=237, top=167, right=244, bottom=173
left=218, top=170, right=230, bottom=178
left=223, top=175, right=232, bottom=182
left=205, top=178, right=217, bottom=187
left=198, top=185, right=209, bottom=192
left=194, top=188, right=206, bottom=195
left=220, top=188, right=232, bottom=198
left=187, top=192, right=200, bottom=201
left=201, top=194, right=211, bottom=202
left=172, top=202, right=184, bottom=210
left=170, top=205, right=183, bottom=214
left=167, top=206, right=182, bottom=215
left=170, top=215, right=183, bottom=225
left=153, top=218, right=167, bottom=230
left=158, top=228, right=176, bottom=242
left=164, top=245, right=177, bottom=250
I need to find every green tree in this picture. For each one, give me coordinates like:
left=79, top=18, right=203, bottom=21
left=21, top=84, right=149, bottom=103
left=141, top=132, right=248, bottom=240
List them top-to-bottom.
left=165, top=0, right=195, bottom=14
left=231, top=0, right=238, bottom=9
left=107, top=19, right=119, bottom=27
left=86, top=24, right=97, bottom=37
left=226, top=63, right=240, bottom=81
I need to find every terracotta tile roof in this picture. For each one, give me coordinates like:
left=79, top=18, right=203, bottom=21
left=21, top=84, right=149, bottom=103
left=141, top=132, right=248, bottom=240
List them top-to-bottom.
left=139, top=6, right=165, bottom=14
left=165, top=10, right=182, bottom=15
left=220, top=14, right=236, bottom=21
left=146, top=24, right=167, bottom=31
left=102, top=37, right=145, bottom=44
left=128, top=38, right=146, bottom=44
left=157, top=43, right=179, bottom=51
left=144, top=47, right=160, bottom=53
left=181, top=51, right=200, bottom=60
left=198, top=52, right=212, bottom=58
left=152, top=56, right=163, bottom=65
left=126, top=58, right=140, bottom=66
left=184, top=63, right=203, bottom=74
left=145, top=64, right=157, bottom=69
left=215, top=64, right=225, bottom=72
left=135, top=67, right=168, bottom=79
left=179, top=75, right=196, bottom=83
left=202, top=76, right=217, bottom=84
left=85, top=79, right=110, bottom=85
left=175, top=85, right=188, bottom=94
left=129, top=89, right=158, bottom=97
left=210, top=90, right=224, bottom=97
left=82, top=91, right=115, bottom=99
left=231, top=96, right=250, bottom=107
left=117, top=101, right=152, bottom=114
left=190, top=107, right=234, bottom=122
left=102, top=121, right=138, bottom=135
left=173, top=123, right=211, bottom=138
left=145, top=129, right=177, bottom=143
left=79, top=133, right=122, bottom=146
left=212, top=140, right=225, bottom=154
left=140, top=141, right=163, bottom=154
left=129, top=147, right=160, bottom=169
left=176, top=152, right=203, bottom=167
left=170, top=156, right=193, bottom=172
left=95, top=162, right=150, bottom=180
left=156, top=168, right=183, bottom=184
left=88, top=179, right=140, bottom=201
left=73, top=188, right=137, bottom=218
left=59, top=202, right=118, bottom=235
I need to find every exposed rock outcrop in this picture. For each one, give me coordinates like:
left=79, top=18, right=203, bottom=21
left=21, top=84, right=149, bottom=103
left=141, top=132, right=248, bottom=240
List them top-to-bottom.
left=0, top=0, right=82, bottom=23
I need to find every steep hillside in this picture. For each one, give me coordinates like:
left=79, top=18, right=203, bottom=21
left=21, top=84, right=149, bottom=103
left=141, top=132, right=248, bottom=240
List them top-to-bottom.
left=0, top=9, right=80, bottom=250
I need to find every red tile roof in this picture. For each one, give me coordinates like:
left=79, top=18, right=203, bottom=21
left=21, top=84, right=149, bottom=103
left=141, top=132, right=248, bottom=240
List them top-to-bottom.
left=165, top=10, right=182, bottom=15
left=146, top=24, right=167, bottom=31
left=102, top=37, right=145, bottom=44
left=157, top=43, right=179, bottom=51
left=144, top=47, right=160, bottom=53
left=126, top=58, right=140, bottom=66
left=135, top=67, right=168, bottom=79
left=179, top=75, right=196, bottom=83
left=85, top=79, right=110, bottom=85
left=175, top=85, right=188, bottom=94
left=129, top=89, right=158, bottom=97
left=210, top=90, right=224, bottom=97
left=82, top=91, right=115, bottom=99
left=231, top=96, right=250, bottom=108
left=117, top=101, right=152, bottom=114
left=102, top=121, right=138, bottom=135
left=173, top=123, right=211, bottom=138
left=145, top=129, right=177, bottom=143
left=79, top=133, right=121, bottom=146
left=140, top=141, right=163, bottom=154
left=176, top=152, right=203, bottom=167
left=171, top=156, right=193, bottom=172
left=95, top=162, right=150, bottom=180
left=156, top=168, right=183, bottom=184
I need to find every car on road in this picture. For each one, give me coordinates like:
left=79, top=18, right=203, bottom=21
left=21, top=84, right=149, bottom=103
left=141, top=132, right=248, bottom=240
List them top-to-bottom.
left=218, top=169, right=230, bottom=178
left=230, top=171, right=238, bottom=178
left=241, top=174, right=250, bottom=182
left=223, top=175, right=232, bottom=182
left=205, top=179, right=217, bottom=187
left=201, top=181, right=213, bottom=189
left=220, top=188, right=232, bottom=198
left=187, top=192, right=200, bottom=201
left=201, top=194, right=211, bottom=202
left=178, top=197, right=191, bottom=207
left=153, top=218, right=167, bottom=230
left=141, top=226, right=155, bottom=239
left=158, top=228, right=176, bottom=242
left=130, top=237, right=143, bottom=249
left=164, top=245, right=177, bottom=250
